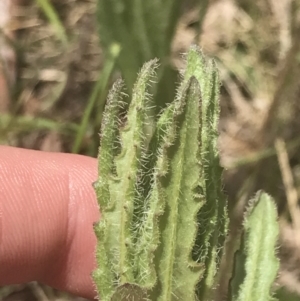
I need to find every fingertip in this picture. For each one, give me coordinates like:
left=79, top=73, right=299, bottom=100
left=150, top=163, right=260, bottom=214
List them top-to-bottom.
left=0, top=146, right=100, bottom=299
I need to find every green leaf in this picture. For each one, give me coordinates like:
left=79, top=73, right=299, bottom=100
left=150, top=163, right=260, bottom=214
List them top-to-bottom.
left=97, top=0, right=183, bottom=104
left=184, top=46, right=228, bottom=301
left=93, top=47, right=228, bottom=301
left=93, top=60, right=159, bottom=300
left=152, top=77, right=205, bottom=301
left=93, top=79, right=125, bottom=301
left=230, top=191, right=279, bottom=301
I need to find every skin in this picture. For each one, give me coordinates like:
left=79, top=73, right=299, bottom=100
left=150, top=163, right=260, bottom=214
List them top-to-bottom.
left=0, top=146, right=99, bottom=300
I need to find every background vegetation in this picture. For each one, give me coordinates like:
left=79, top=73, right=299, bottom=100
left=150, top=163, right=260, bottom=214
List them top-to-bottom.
left=0, top=0, right=300, bottom=300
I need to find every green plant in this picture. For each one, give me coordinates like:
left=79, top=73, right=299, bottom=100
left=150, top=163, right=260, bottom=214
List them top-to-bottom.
left=35, top=0, right=68, bottom=45
left=73, top=0, right=184, bottom=153
left=97, top=0, right=182, bottom=92
left=92, top=46, right=280, bottom=301
left=229, top=191, right=279, bottom=301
